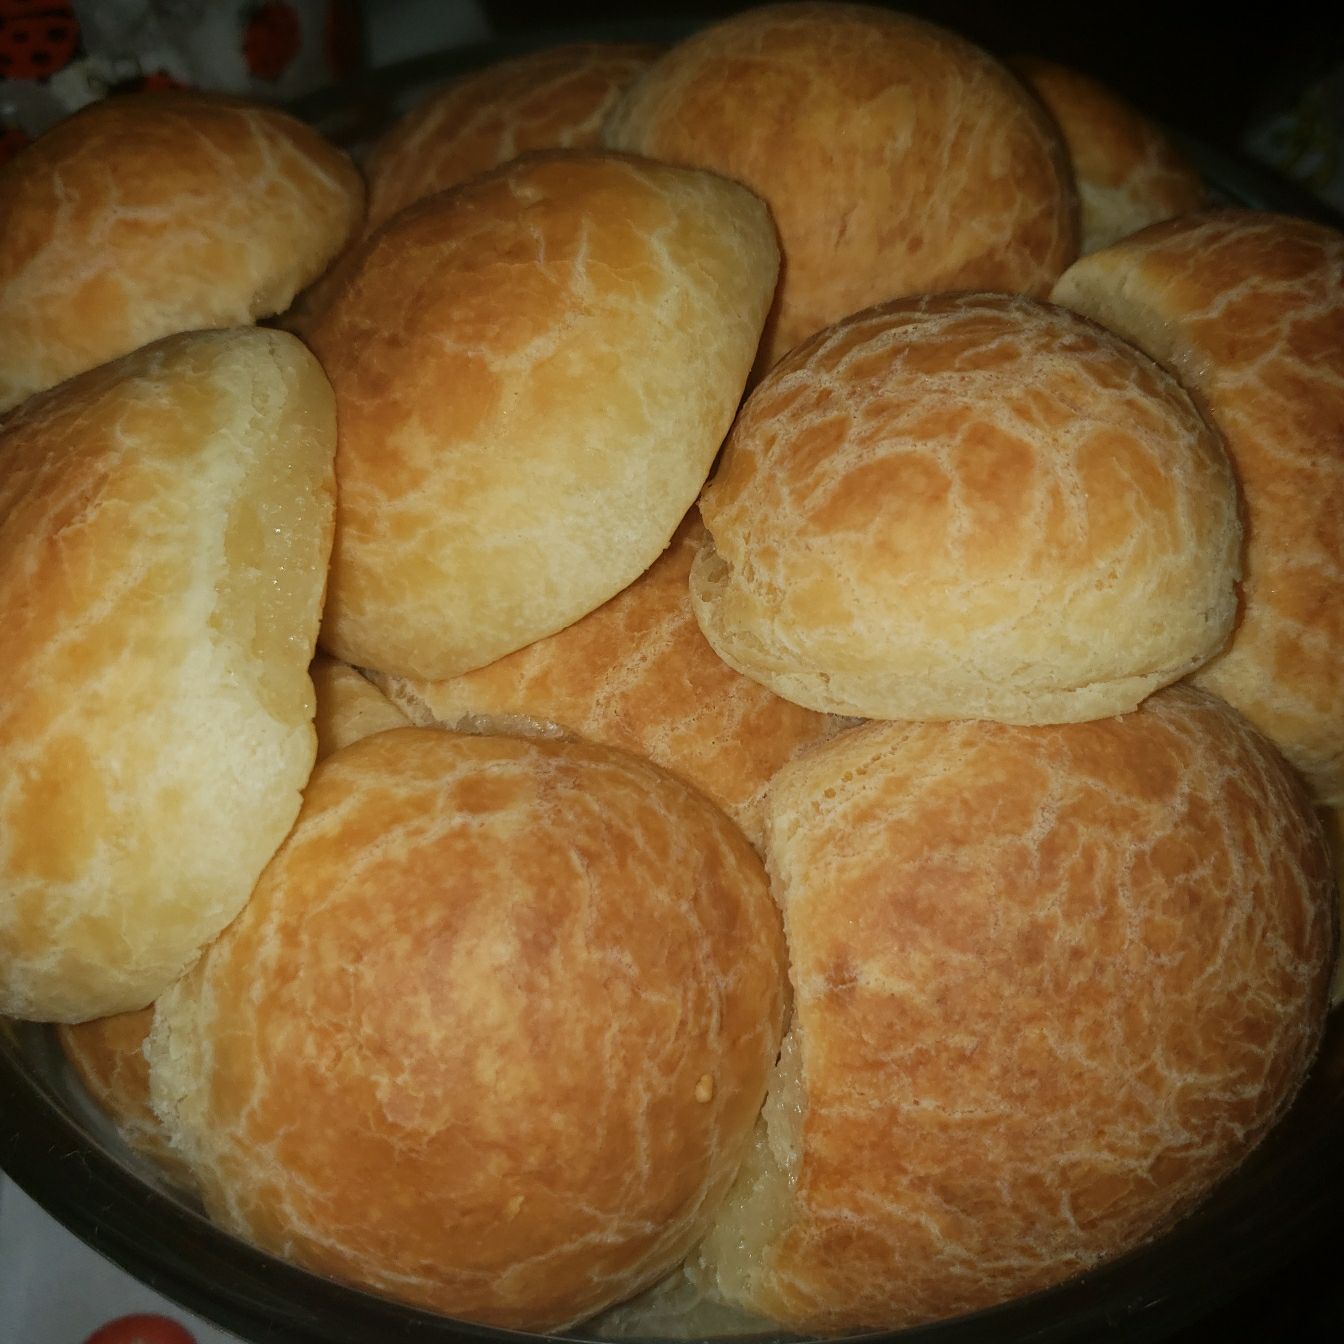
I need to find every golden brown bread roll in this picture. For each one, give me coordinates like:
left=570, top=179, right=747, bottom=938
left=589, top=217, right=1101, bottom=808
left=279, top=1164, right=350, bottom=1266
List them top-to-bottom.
left=604, top=3, right=1077, bottom=369
left=365, top=42, right=660, bottom=231
left=1011, top=56, right=1205, bottom=254
left=0, top=92, right=363, bottom=415
left=308, top=150, right=778, bottom=681
left=1052, top=210, right=1344, bottom=803
left=691, top=292, right=1241, bottom=724
left=0, top=328, right=336, bottom=1022
left=371, top=511, right=851, bottom=849
left=309, top=654, right=410, bottom=761
left=691, top=684, right=1333, bottom=1331
left=145, top=728, right=787, bottom=1330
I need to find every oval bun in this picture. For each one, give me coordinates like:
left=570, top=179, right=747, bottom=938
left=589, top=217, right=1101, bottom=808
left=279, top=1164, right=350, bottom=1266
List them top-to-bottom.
left=605, top=2, right=1076, bottom=368
left=0, top=92, right=363, bottom=414
left=309, top=150, right=779, bottom=680
left=1052, top=210, right=1344, bottom=803
left=692, top=292, right=1241, bottom=723
left=0, top=327, right=336, bottom=1021
left=694, top=685, right=1333, bottom=1331
left=146, top=728, right=788, bottom=1330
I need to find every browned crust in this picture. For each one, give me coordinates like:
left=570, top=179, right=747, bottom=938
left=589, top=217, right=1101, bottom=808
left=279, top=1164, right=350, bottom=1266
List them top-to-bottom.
left=605, top=3, right=1077, bottom=368
left=0, top=92, right=363, bottom=413
left=146, top=729, right=787, bottom=1329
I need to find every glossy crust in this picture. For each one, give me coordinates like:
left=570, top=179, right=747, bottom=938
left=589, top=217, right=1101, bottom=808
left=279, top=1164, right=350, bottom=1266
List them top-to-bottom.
left=604, top=2, right=1076, bottom=369
left=366, top=42, right=660, bottom=230
left=1012, top=57, right=1205, bottom=254
left=0, top=92, right=363, bottom=414
left=308, top=150, right=778, bottom=680
left=1052, top=211, right=1344, bottom=802
left=691, top=292, right=1241, bottom=723
left=0, top=329, right=336, bottom=1021
left=371, top=512, right=850, bottom=848
left=696, top=685, right=1333, bottom=1331
left=146, top=729, right=787, bottom=1330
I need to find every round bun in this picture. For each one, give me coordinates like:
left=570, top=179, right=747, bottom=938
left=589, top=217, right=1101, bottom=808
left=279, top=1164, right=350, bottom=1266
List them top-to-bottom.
left=604, top=2, right=1076, bottom=368
left=365, top=43, right=660, bottom=231
left=1012, top=57, right=1205, bottom=254
left=0, top=92, right=363, bottom=414
left=308, top=150, right=778, bottom=681
left=1052, top=210, right=1344, bottom=802
left=691, top=292, right=1241, bottom=723
left=0, top=328, right=336, bottom=1022
left=370, top=511, right=851, bottom=849
left=310, top=654, right=410, bottom=762
left=691, top=684, right=1333, bottom=1331
left=146, top=728, right=787, bottom=1330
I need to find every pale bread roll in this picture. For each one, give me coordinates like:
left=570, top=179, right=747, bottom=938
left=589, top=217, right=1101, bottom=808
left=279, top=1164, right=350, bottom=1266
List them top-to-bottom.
left=604, top=3, right=1076, bottom=369
left=366, top=42, right=660, bottom=231
left=1012, top=57, right=1205, bottom=254
left=0, top=92, right=363, bottom=414
left=308, top=151, right=779, bottom=680
left=1052, top=210, right=1344, bottom=802
left=692, top=292, right=1241, bottom=723
left=0, top=328, right=336, bottom=1022
left=371, top=511, right=851, bottom=849
left=310, top=654, right=410, bottom=761
left=54, top=655, right=413, bottom=1167
left=692, top=685, right=1333, bottom=1331
left=146, top=728, right=787, bottom=1330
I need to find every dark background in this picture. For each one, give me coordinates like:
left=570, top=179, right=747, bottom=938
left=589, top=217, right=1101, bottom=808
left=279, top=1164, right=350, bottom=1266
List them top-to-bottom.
left=476, top=4, right=1344, bottom=1342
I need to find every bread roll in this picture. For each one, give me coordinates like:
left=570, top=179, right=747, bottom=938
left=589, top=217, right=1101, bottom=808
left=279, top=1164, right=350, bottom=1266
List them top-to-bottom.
left=604, top=3, right=1076, bottom=369
left=366, top=42, right=660, bottom=230
left=1012, top=57, right=1205, bottom=254
left=0, top=92, right=363, bottom=414
left=307, top=150, right=778, bottom=680
left=1052, top=210, right=1344, bottom=802
left=692, top=292, right=1240, bottom=723
left=0, top=328, right=336, bottom=1022
left=371, top=511, right=850, bottom=848
left=310, top=654, right=410, bottom=761
left=692, top=684, right=1333, bottom=1331
left=146, top=728, right=787, bottom=1330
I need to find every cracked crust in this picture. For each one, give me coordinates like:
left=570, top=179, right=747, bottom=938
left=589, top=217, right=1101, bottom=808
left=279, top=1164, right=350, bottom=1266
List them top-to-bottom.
left=604, top=3, right=1077, bottom=369
left=366, top=43, right=660, bottom=231
left=1012, top=57, right=1205, bottom=254
left=0, top=92, right=363, bottom=415
left=307, top=150, right=778, bottom=681
left=1052, top=210, right=1344, bottom=803
left=691, top=292, right=1241, bottom=723
left=0, top=328, right=336, bottom=1022
left=370, top=511, right=852, bottom=849
left=695, top=684, right=1333, bottom=1331
left=145, top=728, right=787, bottom=1330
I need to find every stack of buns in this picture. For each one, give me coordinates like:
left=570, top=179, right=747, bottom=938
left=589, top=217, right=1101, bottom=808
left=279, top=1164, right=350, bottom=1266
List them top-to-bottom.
left=1, top=2, right=1340, bottom=1338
